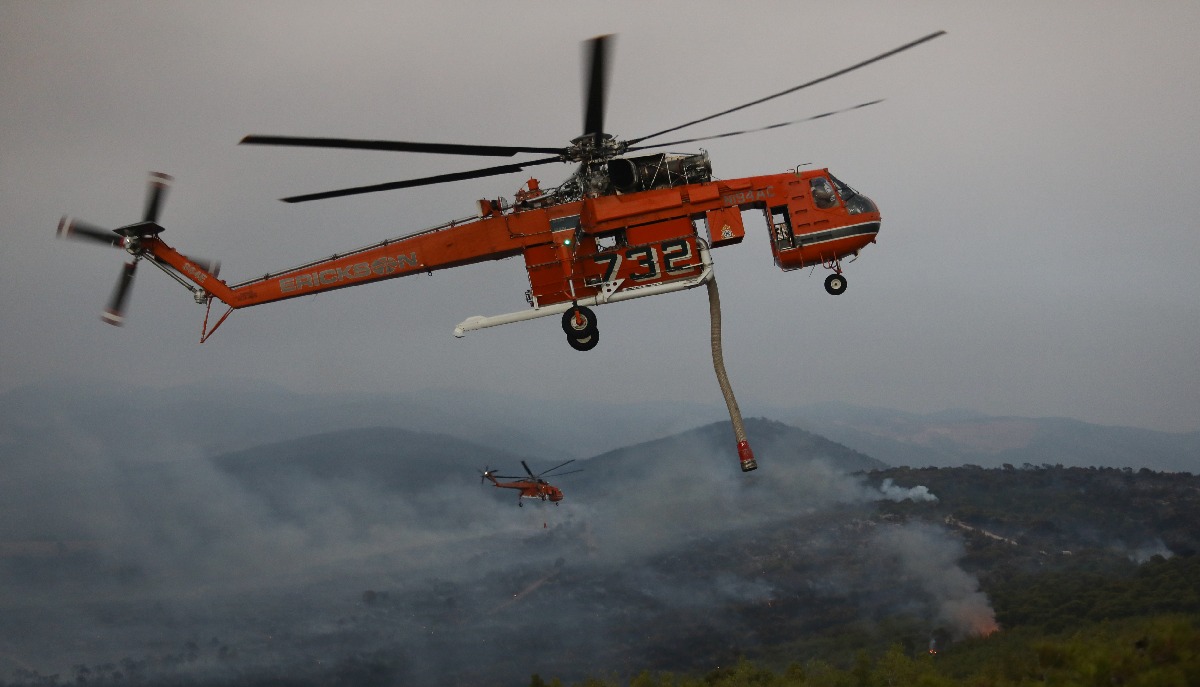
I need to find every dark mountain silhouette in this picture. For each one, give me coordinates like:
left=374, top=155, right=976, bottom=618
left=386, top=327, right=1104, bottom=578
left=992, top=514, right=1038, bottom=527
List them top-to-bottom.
left=0, top=378, right=729, bottom=462
left=4, top=380, right=1194, bottom=473
left=206, top=417, right=886, bottom=508
left=571, top=417, right=885, bottom=498
left=212, top=426, right=519, bottom=491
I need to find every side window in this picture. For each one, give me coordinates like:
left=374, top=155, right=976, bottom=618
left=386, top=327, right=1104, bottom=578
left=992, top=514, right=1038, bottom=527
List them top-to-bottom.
left=810, top=177, right=838, bottom=209
left=769, top=206, right=793, bottom=248
left=550, top=214, right=581, bottom=231
left=595, top=232, right=622, bottom=252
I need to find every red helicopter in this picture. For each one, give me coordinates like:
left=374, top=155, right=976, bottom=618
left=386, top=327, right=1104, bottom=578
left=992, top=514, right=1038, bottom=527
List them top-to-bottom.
left=56, top=31, right=943, bottom=471
left=57, top=31, right=944, bottom=338
left=481, top=460, right=583, bottom=507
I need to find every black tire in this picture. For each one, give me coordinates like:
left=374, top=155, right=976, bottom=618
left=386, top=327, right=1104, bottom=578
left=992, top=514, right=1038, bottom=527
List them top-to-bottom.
left=824, top=273, right=847, bottom=295
left=561, top=305, right=598, bottom=336
left=567, top=328, right=599, bottom=351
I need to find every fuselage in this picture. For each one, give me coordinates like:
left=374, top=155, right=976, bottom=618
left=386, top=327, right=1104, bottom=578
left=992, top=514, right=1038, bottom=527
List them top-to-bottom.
left=143, top=167, right=879, bottom=317
left=489, top=478, right=564, bottom=502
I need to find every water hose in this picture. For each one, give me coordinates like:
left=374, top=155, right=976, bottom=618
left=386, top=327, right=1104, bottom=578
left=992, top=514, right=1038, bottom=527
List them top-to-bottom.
left=706, top=276, right=757, bottom=472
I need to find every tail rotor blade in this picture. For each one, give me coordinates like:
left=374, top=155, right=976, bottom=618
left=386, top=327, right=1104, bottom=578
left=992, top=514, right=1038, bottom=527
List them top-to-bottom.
left=143, top=172, right=173, bottom=224
left=57, top=216, right=122, bottom=248
left=102, top=260, right=137, bottom=327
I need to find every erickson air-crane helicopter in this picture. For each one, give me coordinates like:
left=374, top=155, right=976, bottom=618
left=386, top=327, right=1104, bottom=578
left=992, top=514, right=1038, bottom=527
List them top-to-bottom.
left=57, top=32, right=943, bottom=470
left=481, top=460, right=583, bottom=507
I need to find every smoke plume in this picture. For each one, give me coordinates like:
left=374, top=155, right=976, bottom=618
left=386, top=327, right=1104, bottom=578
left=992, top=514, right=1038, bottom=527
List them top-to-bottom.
left=870, top=521, right=1000, bottom=638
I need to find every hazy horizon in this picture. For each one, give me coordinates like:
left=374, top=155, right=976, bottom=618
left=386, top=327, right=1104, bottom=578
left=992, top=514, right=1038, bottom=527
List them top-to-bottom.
left=3, top=1, right=1199, bottom=435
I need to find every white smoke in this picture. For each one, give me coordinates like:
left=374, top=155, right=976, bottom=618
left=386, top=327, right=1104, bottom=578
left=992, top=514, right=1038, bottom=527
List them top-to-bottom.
left=876, top=478, right=939, bottom=503
left=870, top=521, right=999, bottom=639
left=1126, top=539, right=1173, bottom=563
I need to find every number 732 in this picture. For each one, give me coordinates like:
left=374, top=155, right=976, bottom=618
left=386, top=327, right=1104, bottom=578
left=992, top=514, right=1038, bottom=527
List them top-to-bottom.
left=590, top=238, right=701, bottom=285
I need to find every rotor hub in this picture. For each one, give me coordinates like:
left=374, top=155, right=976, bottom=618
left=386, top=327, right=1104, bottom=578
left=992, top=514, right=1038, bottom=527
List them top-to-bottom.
left=566, top=133, right=625, bottom=164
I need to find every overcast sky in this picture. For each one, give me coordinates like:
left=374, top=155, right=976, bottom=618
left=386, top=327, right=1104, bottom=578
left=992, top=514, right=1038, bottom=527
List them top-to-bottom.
left=3, top=1, right=1198, bottom=433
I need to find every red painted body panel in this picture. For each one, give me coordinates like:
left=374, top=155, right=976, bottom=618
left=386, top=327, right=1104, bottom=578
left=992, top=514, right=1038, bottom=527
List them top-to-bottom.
left=146, top=168, right=880, bottom=313
left=486, top=478, right=565, bottom=503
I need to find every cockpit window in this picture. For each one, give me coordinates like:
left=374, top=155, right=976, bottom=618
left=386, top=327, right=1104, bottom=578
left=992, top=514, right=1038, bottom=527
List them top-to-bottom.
left=829, top=174, right=878, bottom=215
left=810, top=177, right=838, bottom=209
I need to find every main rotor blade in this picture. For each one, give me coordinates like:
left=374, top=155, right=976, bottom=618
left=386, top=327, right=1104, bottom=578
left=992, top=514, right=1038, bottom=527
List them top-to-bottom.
left=627, top=30, right=945, bottom=146
left=582, top=34, right=612, bottom=141
left=625, top=99, right=885, bottom=153
left=241, top=135, right=563, bottom=158
left=280, top=155, right=563, bottom=203
left=143, top=172, right=172, bottom=224
left=57, top=216, right=122, bottom=247
left=102, top=260, right=137, bottom=327
left=540, top=459, right=577, bottom=477
left=521, top=460, right=536, bottom=478
left=544, top=468, right=584, bottom=478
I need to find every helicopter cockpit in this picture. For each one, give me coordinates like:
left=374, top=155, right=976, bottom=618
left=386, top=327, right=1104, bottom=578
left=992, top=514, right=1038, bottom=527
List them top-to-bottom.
left=767, top=169, right=882, bottom=279
left=828, top=174, right=877, bottom=215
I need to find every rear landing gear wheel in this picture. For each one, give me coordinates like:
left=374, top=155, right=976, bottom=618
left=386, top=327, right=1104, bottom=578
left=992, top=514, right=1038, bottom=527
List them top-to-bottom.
left=824, top=273, right=847, bottom=295
left=561, top=305, right=597, bottom=336
left=567, top=328, right=599, bottom=351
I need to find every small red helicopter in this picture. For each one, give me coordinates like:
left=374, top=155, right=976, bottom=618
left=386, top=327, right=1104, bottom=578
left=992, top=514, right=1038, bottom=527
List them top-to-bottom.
left=481, top=460, right=583, bottom=507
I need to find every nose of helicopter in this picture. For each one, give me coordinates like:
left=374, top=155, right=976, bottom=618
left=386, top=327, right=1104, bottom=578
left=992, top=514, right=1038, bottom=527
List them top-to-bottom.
left=844, top=192, right=878, bottom=217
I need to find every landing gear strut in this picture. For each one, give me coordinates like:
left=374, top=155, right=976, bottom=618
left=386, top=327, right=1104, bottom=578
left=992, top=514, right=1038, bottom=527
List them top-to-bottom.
left=562, top=305, right=599, bottom=351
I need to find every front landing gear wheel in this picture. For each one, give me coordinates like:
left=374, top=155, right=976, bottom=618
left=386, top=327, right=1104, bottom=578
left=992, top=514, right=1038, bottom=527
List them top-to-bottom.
left=824, top=273, right=847, bottom=295
left=561, top=305, right=597, bottom=336
left=567, top=328, right=599, bottom=351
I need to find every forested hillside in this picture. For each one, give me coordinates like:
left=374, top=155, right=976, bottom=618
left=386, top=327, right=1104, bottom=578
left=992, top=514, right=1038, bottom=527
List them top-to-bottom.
left=4, top=422, right=1197, bottom=686
left=558, top=464, right=1200, bottom=686
left=874, top=464, right=1200, bottom=560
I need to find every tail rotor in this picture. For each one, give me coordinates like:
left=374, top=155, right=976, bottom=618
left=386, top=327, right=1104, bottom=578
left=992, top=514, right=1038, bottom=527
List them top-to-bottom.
left=57, top=172, right=174, bottom=326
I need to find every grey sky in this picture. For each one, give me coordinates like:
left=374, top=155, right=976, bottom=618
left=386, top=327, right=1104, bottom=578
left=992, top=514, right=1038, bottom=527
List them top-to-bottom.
left=3, top=1, right=1198, bottom=432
